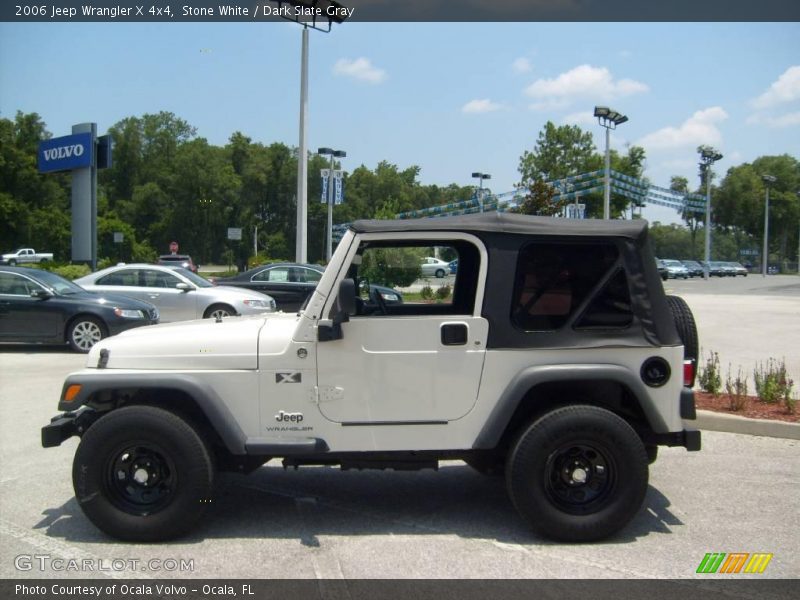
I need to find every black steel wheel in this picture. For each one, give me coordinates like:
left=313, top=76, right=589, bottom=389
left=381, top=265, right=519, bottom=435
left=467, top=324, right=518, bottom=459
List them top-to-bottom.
left=72, top=405, right=214, bottom=542
left=506, top=405, right=648, bottom=542
left=106, top=443, right=177, bottom=515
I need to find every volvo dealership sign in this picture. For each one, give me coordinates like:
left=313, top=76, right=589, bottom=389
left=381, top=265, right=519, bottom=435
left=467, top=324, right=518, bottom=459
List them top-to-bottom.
left=37, top=123, right=113, bottom=269
left=38, top=133, right=94, bottom=173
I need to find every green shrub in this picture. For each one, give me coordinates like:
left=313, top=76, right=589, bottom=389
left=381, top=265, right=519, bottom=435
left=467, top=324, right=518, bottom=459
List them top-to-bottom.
left=53, top=264, right=92, bottom=280
left=435, top=284, right=451, bottom=300
left=420, top=285, right=433, bottom=300
left=698, top=351, right=722, bottom=396
left=753, top=358, right=793, bottom=405
left=724, top=366, right=749, bottom=412
left=785, top=392, right=797, bottom=415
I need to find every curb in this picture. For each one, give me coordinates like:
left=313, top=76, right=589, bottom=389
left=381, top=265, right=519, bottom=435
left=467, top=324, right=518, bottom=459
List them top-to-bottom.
left=695, top=410, right=800, bottom=440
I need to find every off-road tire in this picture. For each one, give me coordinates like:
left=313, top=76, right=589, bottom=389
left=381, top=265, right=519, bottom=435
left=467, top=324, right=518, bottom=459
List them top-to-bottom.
left=665, top=295, right=699, bottom=385
left=72, top=405, right=215, bottom=542
left=506, top=405, right=648, bottom=542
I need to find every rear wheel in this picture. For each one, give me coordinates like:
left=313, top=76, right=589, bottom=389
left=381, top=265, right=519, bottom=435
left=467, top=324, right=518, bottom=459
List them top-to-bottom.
left=72, top=405, right=214, bottom=542
left=506, top=405, right=648, bottom=542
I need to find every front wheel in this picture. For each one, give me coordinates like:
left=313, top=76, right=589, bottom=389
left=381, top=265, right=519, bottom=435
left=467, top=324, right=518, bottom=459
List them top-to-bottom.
left=435, top=269, right=445, bottom=278
left=204, top=304, right=235, bottom=319
left=67, top=316, right=106, bottom=353
left=72, top=405, right=215, bottom=542
left=506, top=405, right=648, bottom=542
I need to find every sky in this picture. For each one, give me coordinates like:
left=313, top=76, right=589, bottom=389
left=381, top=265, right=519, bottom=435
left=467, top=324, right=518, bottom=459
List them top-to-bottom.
left=1, top=21, right=799, bottom=225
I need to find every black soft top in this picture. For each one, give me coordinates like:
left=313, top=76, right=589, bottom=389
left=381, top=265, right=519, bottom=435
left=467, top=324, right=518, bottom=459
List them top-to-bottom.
left=351, top=213, right=648, bottom=240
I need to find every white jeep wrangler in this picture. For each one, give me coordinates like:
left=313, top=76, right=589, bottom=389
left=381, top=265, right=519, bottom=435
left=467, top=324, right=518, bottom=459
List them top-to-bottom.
left=43, top=213, right=700, bottom=543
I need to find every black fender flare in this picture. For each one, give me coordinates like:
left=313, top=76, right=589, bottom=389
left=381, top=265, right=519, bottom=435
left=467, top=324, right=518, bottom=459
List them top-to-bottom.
left=472, top=364, right=669, bottom=449
left=58, top=374, right=247, bottom=454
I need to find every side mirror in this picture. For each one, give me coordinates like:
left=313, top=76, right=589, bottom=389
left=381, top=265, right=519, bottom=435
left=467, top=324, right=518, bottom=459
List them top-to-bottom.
left=318, top=279, right=356, bottom=342
left=176, top=283, right=193, bottom=292
left=31, top=289, right=53, bottom=300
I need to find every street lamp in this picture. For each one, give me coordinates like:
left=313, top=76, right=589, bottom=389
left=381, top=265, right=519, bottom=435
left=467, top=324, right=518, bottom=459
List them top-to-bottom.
left=270, top=1, right=348, bottom=263
left=594, top=106, right=628, bottom=219
left=698, top=146, right=723, bottom=280
left=318, top=147, right=346, bottom=261
left=471, top=172, right=491, bottom=213
left=761, top=174, right=777, bottom=277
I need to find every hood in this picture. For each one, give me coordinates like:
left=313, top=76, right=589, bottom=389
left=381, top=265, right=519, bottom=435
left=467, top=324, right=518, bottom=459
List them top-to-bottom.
left=75, top=290, right=157, bottom=310
left=86, top=313, right=291, bottom=370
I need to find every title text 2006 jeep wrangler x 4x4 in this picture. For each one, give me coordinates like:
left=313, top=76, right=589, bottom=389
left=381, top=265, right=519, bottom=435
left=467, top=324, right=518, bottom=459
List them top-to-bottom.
left=43, top=213, right=700, bottom=543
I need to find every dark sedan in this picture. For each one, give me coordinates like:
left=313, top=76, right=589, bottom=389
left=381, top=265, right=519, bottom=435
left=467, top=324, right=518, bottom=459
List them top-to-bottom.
left=213, top=263, right=324, bottom=311
left=214, top=263, right=404, bottom=312
left=0, top=266, right=159, bottom=352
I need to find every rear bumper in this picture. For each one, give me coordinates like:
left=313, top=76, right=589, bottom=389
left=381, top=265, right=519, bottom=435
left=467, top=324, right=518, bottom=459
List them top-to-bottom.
left=647, top=428, right=702, bottom=451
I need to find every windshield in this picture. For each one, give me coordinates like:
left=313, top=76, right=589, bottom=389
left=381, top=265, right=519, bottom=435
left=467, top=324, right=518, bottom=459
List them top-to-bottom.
left=174, top=268, right=213, bottom=288
left=33, top=269, right=86, bottom=295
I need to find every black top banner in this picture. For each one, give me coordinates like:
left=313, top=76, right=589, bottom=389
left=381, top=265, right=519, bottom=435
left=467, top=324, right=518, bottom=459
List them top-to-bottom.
left=3, top=0, right=800, bottom=22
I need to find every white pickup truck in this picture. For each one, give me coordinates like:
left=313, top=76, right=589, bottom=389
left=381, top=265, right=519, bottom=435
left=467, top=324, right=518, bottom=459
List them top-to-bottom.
left=1, top=248, right=54, bottom=265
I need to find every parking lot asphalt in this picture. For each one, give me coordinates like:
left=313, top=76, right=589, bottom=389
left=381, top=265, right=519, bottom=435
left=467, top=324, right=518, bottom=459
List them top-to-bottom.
left=1, top=275, right=798, bottom=582
left=663, top=275, right=800, bottom=390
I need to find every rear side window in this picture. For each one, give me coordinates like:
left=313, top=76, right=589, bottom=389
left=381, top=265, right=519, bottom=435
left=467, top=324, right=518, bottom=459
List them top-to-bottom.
left=511, top=242, right=631, bottom=331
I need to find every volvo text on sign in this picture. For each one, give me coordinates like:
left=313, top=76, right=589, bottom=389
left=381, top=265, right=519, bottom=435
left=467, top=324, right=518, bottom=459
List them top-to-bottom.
left=38, top=133, right=93, bottom=173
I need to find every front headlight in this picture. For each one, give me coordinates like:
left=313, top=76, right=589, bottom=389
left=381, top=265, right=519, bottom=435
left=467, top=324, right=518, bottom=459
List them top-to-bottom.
left=242, top=299, right=270, bottom=309
left=114, top=308, right=144, bottom=319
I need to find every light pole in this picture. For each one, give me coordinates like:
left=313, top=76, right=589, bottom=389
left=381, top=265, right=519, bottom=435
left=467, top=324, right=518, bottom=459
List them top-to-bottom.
left=272, top=1, right=348, bottom=263
left=296, top=26, right=309, bottom=264
left=594, top=106, right=628, bottom=219
left=698, top=146, right=723, bottom=280
left=318, top=147, right=346, bottom=262
left=471, top=172, right=491, bottom=212
left=761, top=175, right=777, bottom=277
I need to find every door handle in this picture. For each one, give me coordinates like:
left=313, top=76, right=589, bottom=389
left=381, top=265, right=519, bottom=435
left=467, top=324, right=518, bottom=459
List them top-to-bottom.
left=148, top=294, right=160, bottom=299
left=441, top=323, right=468, bottom=346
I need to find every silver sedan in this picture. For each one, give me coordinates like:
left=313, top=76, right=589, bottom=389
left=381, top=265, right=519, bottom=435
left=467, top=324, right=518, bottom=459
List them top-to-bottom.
left=75, top=264, right=276, bottom=322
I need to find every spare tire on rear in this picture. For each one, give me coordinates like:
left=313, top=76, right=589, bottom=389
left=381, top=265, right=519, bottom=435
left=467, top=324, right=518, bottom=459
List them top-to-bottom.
left=666, top=295, right=699, bottom=386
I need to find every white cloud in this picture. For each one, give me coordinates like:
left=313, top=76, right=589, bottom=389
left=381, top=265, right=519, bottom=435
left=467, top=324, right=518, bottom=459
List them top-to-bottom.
left=333, top=57, right=387, bottom=84
left=512, top=57, right=532, bottom=74
left=524, top=64, right=648, bottom=110
left=751, top=66, right=800, bottom=109
left=462, top=99, right=503, bottom=114
left=638, top=107, right=728, bottom=150
left=561, top=111, right=595, bottom=125
left=746, top=111, right=800, bottom=128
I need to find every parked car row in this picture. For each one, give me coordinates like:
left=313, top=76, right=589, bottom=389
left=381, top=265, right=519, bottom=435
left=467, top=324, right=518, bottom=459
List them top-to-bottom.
left=656, top=258, right=749, bottom=280
left=213, top=263, right=404, bottom=312
left=0, top=266, right=159, bottom=352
